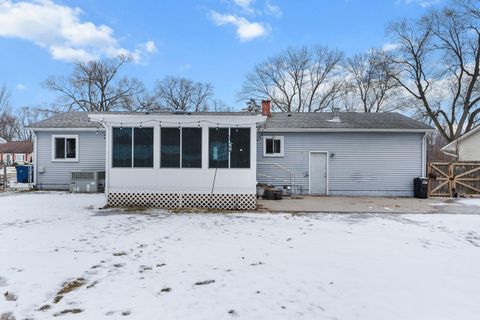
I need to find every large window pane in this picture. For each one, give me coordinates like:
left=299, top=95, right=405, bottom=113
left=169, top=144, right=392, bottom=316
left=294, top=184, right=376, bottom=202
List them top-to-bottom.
left=112, top=128, right=132, bottom=168
left=134, top=128, right=153, bottom=168
left=161, top=128, right=180, bottom=168
left=182, top=128, right=202, bottom=168
left=209, top=128, right=229, bottom=168
left=230, top=128, right=250, bottom=168
left=55, top=138, right=65, bottom=159
left=66, top=138, right=76, bottom=159
left=265, top=138, right=273, bottom=154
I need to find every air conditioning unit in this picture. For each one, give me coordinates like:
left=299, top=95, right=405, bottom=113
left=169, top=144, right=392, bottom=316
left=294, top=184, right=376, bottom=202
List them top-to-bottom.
left=69, top=171, right=105, bottom=193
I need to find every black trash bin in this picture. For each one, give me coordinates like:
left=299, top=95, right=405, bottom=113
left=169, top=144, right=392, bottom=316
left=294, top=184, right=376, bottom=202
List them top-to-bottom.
left=413, top=177, right=429, bottom=199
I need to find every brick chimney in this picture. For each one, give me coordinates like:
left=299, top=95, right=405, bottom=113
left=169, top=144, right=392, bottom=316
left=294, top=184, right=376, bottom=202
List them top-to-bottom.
left=261, top=100, right=271, bottom=117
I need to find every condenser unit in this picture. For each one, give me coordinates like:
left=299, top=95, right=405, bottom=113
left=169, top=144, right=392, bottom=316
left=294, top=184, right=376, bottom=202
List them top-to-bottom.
left=69, top=171, right=105, bottom=193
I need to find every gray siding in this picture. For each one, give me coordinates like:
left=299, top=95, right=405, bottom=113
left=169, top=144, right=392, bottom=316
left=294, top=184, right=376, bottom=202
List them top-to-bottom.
left=35, top=131, right=106, bottom=190
left=257, top=132, right=424, bottom=196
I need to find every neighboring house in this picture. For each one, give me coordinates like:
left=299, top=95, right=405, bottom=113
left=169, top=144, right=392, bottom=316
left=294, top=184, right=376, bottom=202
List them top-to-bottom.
left=257, top=102, right=432, bottom=196
left=27, top=104, right=431, bottom=208
left=28, top=113, right=106, bottom=190
left=441, top=125, right=480, bottom=161
left=0, top=141, right=34, bottom=165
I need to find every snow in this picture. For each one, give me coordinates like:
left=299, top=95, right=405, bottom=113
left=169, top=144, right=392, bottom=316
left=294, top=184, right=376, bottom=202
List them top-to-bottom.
left=1, top=192, right=480, bottom=319
left=457, top=198, right=480, bottom=207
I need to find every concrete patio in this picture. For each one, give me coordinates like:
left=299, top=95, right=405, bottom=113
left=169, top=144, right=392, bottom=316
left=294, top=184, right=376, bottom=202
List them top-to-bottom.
left=258, top=196, right=480, bottom=214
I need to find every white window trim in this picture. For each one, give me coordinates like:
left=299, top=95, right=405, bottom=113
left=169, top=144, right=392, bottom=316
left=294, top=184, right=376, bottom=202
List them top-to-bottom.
left=51, top=134, right=79, bottom=162
left=263, top=136, right=284, bottom=157
left=14, top=154, right=25, bottom=161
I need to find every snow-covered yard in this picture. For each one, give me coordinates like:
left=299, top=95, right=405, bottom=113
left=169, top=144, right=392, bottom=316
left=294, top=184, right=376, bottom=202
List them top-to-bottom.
left=1, top=192, right=480, bottom=319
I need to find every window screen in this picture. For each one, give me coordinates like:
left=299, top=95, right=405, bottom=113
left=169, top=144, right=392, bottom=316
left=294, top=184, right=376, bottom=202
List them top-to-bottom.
left=112, top=128, right=132, bottom=167
left=134, top=128, right=153, bottom=167
left=161, top=128, right=180, bottom=168
left=182, top=128, right=202, bottom=168
left=209, top=128, right=229, bottom=168
left=230, top=128, right=250, bottom=168
left=265, top=137, right=282, bottom=155
left=55, top=138, right=65, bottom=159
left=66, top=138, right=76, bottom=159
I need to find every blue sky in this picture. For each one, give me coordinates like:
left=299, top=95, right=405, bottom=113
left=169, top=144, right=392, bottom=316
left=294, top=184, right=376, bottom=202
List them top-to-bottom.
left=0, top=0, right=443, bottom=110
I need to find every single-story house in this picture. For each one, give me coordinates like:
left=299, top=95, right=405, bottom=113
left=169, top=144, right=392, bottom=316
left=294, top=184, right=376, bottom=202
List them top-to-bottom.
left=28, top=103, right=432, bottom=208
left=441, top=125, right=480, bottom=161
left=0, top=141, right=34, bottom=165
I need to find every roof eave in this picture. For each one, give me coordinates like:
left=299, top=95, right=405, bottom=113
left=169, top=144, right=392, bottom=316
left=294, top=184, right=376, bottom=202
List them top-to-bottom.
left=262, top=128, right=433, bottom=133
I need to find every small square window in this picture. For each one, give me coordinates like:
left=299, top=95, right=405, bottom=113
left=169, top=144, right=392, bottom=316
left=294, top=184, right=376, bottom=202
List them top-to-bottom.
left=52, top=135, right=78, bottom=161
left=263, top=136, right=284, bottom=157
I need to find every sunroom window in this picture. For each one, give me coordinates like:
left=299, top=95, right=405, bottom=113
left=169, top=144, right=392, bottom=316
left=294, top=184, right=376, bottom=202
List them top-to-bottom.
left=112, top=127, right=154, bottom=168
left=160, top=127, right=202, bottom=168
left=209, top=127, right=251, bottom=169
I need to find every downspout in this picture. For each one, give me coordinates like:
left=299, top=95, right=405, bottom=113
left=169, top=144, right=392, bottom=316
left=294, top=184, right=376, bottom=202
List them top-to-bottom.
left=33, top=130, right=38, bottom=189
left=421, top=132, right=427, bottom=177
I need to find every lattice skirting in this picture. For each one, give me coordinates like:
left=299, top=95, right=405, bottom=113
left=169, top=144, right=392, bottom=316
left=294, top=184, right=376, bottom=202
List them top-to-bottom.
left=107, top=192, right=257, bottom=210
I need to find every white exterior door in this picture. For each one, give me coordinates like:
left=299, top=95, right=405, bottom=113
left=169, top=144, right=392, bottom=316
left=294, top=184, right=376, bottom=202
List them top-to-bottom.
left=309, top=152, right=328, bottom=195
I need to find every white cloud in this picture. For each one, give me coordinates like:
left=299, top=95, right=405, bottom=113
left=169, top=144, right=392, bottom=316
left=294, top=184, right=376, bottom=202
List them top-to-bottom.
left=0, top=0, right=156, bottom=63
left=233, top=0, right=255, bottom=12
left=396, top=0, right=442, bottom=8
left=265, top=1, right=282, bottom=18
left=210, top=11, right=269, bottom=41
left=144, top=41, right=157, bottom=54
left=382, top=42, right=400, bottom=52
left=16, top=83, right=26, bottom=91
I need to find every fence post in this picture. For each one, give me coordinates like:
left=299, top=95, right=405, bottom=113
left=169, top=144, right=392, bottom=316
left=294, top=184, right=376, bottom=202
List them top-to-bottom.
left=448, top=163, right=454, bottom=197
left=2, top=165, right=6, bottom=191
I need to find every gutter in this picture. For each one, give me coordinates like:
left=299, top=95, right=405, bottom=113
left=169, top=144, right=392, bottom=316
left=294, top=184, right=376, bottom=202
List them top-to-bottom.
left=262, top=128, right=434, bottom=133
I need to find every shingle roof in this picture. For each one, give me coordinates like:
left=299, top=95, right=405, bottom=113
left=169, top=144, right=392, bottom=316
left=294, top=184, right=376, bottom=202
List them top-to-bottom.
left=28, top=111, right=261, bottom=129
left=29, top=111, right=432, bottom=131
left=28, top=112, right=97, bottom=128
left=264, top=112, right=432, bottom=130
left=0, top=141, right=33, bottom=154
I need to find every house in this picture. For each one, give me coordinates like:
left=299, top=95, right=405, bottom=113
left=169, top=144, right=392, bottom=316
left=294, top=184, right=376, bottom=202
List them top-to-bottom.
left=257, top=102, right=432, bottom=196
left=28, top=104, right=431, bottom=208
left=441, top=125, right=480, bottom=161
left=0, top=141, right=34, bottom=165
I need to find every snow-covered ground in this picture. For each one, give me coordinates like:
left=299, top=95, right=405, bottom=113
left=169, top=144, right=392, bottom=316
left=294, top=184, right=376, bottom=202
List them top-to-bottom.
left=1, top=192, right=480, bottom=319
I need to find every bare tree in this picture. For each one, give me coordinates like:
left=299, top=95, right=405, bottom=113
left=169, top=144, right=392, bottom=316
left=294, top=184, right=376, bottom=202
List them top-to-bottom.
left=386, top=1, right=480, bottom=142
left=239, top=45, right=345, bottom=112
left=345, top=49, right=400, bottom=112
left=44, top=55, right=144, bottom=112
left=151, top=76, right=213, bottom=112
left=0, top=84, right=18, bottom=141
left=15, top=106, right=53, bottom=141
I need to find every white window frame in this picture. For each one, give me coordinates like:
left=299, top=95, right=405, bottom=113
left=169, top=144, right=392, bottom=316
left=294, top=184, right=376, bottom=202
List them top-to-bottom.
left=51, top=134, right=79, bottom=162
left=263, top=136, right=284, bottom=157
left=14, top=154, right=25, bottom=162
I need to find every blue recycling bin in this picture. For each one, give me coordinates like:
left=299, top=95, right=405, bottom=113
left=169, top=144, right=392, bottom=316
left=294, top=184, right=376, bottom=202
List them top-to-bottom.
left=16, top=165, right=33, bottom=183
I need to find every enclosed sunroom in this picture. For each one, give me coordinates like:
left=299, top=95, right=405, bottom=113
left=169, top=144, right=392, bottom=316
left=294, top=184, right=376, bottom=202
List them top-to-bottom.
left=89, top=112, right=266, bottom=210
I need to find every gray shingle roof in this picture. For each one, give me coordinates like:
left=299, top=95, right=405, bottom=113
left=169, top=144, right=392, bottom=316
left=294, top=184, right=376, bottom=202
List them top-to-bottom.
left=29, top=111, right=432, bottom=131
left=28, top=112, right=98, bottom=128
left=265, top=112, right=432, bottom=130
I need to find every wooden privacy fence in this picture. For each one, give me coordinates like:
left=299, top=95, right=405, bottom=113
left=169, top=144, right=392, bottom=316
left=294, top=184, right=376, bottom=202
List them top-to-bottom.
left=428, top=162, right=480, bottom=197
